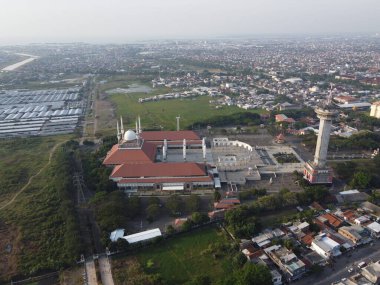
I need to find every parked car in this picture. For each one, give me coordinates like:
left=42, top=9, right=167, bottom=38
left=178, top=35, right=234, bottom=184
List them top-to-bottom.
left=358, top=261, right=367, bottom=269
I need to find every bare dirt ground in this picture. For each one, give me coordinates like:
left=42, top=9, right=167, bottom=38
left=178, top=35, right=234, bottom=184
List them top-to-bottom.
left=95, top=92, right=116, bottom=134
left=0, top=222, right=21, bottom=280
left=60, top=267, right=84, bottom=285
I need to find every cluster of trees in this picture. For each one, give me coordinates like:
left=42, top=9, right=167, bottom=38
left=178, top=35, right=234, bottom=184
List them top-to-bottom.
left=190, top=112, right=262, bottom=129
left=330, top=131, right=380, bottom=151
left=334, top=156, right=380, bottom=189
left=225, top=186, right=329, bottom=239
left=239, top=188, right=267, bottom=201
left=90, top=191, right=141, bottom=245
left=165, top=194, right=202, bottom=216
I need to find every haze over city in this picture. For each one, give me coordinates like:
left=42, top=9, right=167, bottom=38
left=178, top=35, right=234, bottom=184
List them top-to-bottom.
left=1, top=0, right=380, bottom=44
left=2, top=0, right=380, bottom=284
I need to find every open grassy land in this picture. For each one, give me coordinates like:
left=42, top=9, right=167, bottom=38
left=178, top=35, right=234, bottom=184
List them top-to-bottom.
left=110, top=91, right=266, bottom=130
left=0, top=135, right=71, bottom=203
left=0, top=137, right=81, bottom=281
left=112, top=228, right=233, bottom=285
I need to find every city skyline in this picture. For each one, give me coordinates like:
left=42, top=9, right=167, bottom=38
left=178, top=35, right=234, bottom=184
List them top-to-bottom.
left=0, top=0, right=380, bottom=45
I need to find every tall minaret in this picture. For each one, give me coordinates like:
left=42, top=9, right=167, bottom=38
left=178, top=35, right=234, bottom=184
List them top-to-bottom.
left=304, top=85, right=336, bottom=184
left=138, top=115, right=142, bottom=134
left=176, top=115, right=180, bottom=131
left=120, top=116, right=124, bottom=135
left=117, top=121, right=121, bottom=142
left=202, top=137, right=207, bottom=161
left=163, top=139, right=168, bottom=161
left=183, top=139, right=186, bottom=161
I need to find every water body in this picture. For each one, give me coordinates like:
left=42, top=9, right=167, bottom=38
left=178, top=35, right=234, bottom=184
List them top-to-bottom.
left=2, top=54, right=39, bottom=71
left=106, top=84, right=152, bottom=94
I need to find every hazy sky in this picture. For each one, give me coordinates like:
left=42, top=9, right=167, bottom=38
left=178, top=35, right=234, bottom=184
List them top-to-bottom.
left=0, top=0, right=379, bottom=44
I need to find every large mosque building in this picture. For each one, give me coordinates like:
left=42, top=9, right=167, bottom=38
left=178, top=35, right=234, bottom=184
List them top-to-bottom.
left=103, top=117, right=218, bottom=193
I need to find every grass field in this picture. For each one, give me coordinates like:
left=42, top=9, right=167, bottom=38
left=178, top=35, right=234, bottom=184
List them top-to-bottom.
left=110, top=90, right=266, bottom=130
left=0, top=135, right=71, bottom=202
left=0, top=135, right=74, bottom=280
left=113, top=228, right=233, bottom=285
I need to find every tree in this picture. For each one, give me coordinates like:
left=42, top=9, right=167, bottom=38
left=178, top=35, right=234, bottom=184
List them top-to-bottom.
left=350, top=171, right=372, bottom=189
left=214, top=191, right=222, bottom=202
left=166, top=194, right=183, bottom=215
left=186, top=194, right=201, bottom=212
left=127, top=196, right=141, bottom=218
left=147, top=196, right=160, bottom=206
left=146, top=204, right=160, bottom=222
left=191, top=212, right=209, bottom=225
left=181, top=220, right=192, bottom=231
left=165, top=225, right=175, bottom=235
left=232, top=252, right=247, bottom=268
left=235, top=263, right=272, bottom=285
left=185, top=275, right=211, bottom=285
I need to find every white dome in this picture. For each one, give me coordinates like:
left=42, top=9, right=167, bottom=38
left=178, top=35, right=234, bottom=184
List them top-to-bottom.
left=123, top=129, right=137, bottom=141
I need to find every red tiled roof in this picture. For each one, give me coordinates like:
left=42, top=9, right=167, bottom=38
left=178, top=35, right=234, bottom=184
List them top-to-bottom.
left=140, top=131, right=200, bottom=141
left=103, top=142, right=156, bottom=165
left=111, top=162, right=207, bottom=178
left=118, top=176, right=213, bottom=184
left=311, top=202, right=324, bottom=211
left=321, top=213, right=343, bottom=228
left=301, top=233, right=315, bottom=246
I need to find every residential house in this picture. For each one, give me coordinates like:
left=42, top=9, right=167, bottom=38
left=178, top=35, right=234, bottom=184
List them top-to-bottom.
left=367, top=222, right=380, bottom=238
left=338, top=226, right=364, bottom=245
left=311, top=233, right=342, bottom=259
left=264, top=245, right=306, bottom=281
left=361, top=261, right=380, bottom=284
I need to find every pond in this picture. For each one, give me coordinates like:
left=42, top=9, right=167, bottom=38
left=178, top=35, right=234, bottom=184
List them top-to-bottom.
left=106, top=83, right=153, bottom=94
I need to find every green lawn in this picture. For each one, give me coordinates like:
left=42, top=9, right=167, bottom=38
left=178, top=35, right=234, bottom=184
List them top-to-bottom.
left=110, top=90, right=266, bottom=130
left=136, top=228, right=232, bottom=284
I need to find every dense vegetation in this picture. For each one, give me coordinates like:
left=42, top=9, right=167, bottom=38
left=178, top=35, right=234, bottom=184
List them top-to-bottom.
left=190, top=112, right=262, bottom=128
left=302, top=131, right=380, bottom=152
left=0, top=140, right=82, bottom=277
left=333, top=155, right=380, bottom=189
left=225, top=185, right=329, bottom=239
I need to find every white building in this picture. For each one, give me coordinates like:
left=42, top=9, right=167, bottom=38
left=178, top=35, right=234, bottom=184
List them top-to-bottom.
left=370, top=101, right=380, bottom=118
left=367, top=222, right=380, bottom=238
left=122, top=228, right=162, bottom=244
left=311, top=233, right=342, bottom=259
left=270, top=269, right=283, bottom=285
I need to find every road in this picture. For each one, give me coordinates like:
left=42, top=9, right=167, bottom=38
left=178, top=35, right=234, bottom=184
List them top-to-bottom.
left=293, top=240, right=380, bottom=285
left=99, top=256, right=115, bottom=285
left=85, top=260, right=98, bottom=285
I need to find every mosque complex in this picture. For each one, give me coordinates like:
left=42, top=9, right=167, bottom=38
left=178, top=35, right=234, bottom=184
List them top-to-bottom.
left=103, top=116, right=309, bottom=194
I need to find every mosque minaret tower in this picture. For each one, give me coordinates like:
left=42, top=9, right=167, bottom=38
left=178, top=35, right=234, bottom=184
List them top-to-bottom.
left=304, top=85, right=337, bottom=184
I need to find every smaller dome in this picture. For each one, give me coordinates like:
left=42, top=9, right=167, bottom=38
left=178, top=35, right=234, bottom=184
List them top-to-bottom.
left=124, top=129, right=137, bottom=141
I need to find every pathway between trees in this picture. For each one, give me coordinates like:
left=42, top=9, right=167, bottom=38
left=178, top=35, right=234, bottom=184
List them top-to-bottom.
left=0, top=141, right=64, bottom=211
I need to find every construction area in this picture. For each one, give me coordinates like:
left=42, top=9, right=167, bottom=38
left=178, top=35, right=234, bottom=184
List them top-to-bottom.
left=211, top=137, right=305, bottom=185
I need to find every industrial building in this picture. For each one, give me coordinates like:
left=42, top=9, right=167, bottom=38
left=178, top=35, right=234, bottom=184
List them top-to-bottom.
left=0, top=88, right=84, bottom=137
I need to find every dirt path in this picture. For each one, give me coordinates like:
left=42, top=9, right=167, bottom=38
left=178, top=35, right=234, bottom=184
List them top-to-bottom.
left=0, top=141, right=65, bottom=210
left=99, top=256, right=115, bottom=285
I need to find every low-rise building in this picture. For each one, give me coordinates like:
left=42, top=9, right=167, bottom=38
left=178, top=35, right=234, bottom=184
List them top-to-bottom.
left=370, top=101, right=380, bottom=119
left=367, top=222, right=380, bottom=238
left=338, top=226, right=364, bottom=245
left=311, top=233, right=342, bottom=259
left=264, top=245, right=306, bottom=281
left=361, top=260, right=380, bottom=284
left=270, top=269, right=283, bottom=285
